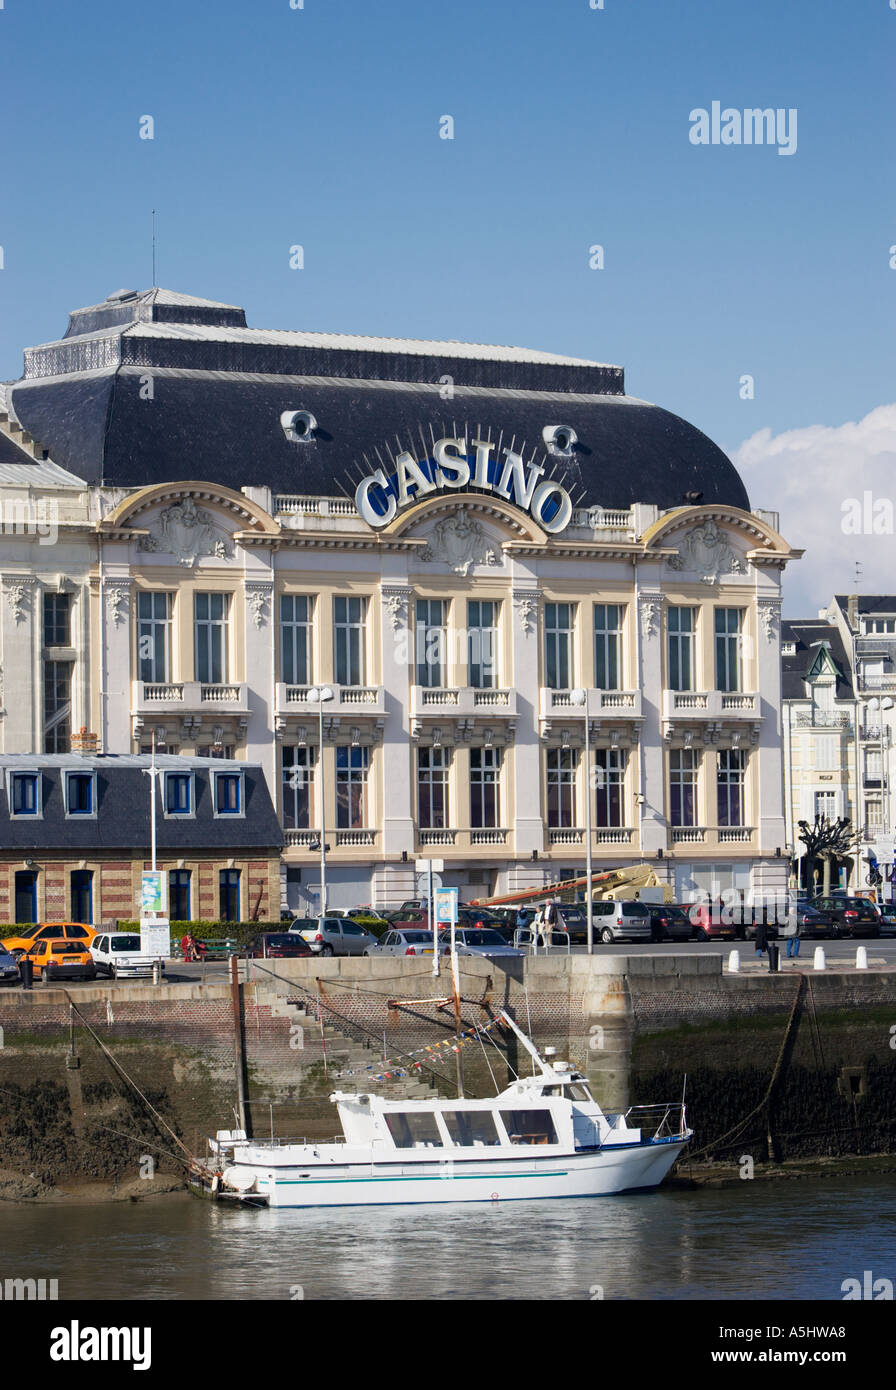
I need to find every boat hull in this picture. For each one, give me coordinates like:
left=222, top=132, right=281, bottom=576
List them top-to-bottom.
left=227, top=1138, right=688, bottom=1208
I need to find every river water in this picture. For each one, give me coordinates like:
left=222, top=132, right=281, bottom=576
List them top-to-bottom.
left=3, top=1178, right=894, bottom=1301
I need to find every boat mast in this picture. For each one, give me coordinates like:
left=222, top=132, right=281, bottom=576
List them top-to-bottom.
left=497, top=1008, right=554, bottom=1078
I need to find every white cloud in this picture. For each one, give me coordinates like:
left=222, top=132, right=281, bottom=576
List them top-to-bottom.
left=731, top=404, right=896, bottom=616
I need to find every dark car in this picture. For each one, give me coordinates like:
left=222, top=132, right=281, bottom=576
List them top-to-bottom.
left=811, top=896, right=881, bottom=938
left=687, top=901, right=741, bottom=941
left=875, top=902, right=896, bottom=937
left=792, top=903, right=838, bottom=940
left=649, top=905, right=695, bottom=942
left=244, top=933, right=313, bottom=959
left=0, top=945, right=20, bottom=984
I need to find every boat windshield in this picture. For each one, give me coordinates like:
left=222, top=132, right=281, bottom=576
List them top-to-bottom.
left=542, top=1083, right=593, bottom=1102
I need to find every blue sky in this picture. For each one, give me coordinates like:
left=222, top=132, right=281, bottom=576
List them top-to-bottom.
left=1, top=0, right=894, bottom=609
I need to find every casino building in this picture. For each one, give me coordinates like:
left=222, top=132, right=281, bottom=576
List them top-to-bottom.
left=0, top=286, right=799, bottom=912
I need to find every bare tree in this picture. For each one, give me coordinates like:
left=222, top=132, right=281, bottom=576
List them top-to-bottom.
left=797, top=815, right=858, bottom=892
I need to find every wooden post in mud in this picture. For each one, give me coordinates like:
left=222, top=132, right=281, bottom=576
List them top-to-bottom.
left=230, top=954, right=249, bottom=1135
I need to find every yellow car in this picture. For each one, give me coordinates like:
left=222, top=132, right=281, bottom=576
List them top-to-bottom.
left=2, top=921, right=98, bottom=960
left=22, top=938, right=97, bottom=982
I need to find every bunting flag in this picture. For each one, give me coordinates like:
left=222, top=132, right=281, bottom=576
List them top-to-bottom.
left=327, top=1015, right=511, bottom=1081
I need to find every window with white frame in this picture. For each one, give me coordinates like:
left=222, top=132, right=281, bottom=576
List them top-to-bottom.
left=138, top=592, right=172, bottom=684
left=194, top=593, right=230, bottom=684
left=280, top=594, right=313, bottom=685
left=334, top=596, right=367, bottom=686
left=415, top=599, right=447, bottom=688
left=467, top=601, right=499, bottom=689
left=544, top=603, right=575, bottom=690
left=593, top=604, right=623, bottom=690
left=667, top=608, right=696, bottom=692
left=714, top=609, right=743, bottom=692
left=815, top=735, right=839, bottom=772
left=336, top=746, right=369, bottom=827
left=282, top=747, right=314, bottom=829
left=417, top=747, right=450, bottom=828
left=470, top=747, right=502, bottom=827
left=546, top=748, right=577, bottom=827
left=594, top=748, right=626, bottom=827
left=670, top=749, right=699, bottom=826
left=717, top=750, right=746, bottom=827
left=65, top=770, right=95, bottom=817
left=214, top=770, right=243, bottom=816
left=9, top=771, right=40, bottom=817
left=165, top=772, right=193, bottom=816
left=813, top=790, right=837, bottom=821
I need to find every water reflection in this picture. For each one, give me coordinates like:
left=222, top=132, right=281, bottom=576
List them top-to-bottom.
left=1, top=1180, right=893, bottom=1301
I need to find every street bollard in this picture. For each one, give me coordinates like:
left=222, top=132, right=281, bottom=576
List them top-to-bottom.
left=767, top=943, right=780, bottom=973
left=813, top=946, right=826, bottom=971
left=855, top=946, right=868, bottom=971
left=727, top=949, right=740, bottom=973
left=20, top=956, right=33, bottom=989
left=152, top=959, right=162, bottom=985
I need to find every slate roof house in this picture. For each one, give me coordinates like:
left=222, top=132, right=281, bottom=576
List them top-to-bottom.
left=0, top=286, right=799, bottom=912
left=0, top=754, right=283, bottom=926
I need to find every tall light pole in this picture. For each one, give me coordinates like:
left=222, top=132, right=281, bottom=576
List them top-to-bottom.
left=307, top=686, right=334, bottom=914
left=570, top=688, right=593, bottom=954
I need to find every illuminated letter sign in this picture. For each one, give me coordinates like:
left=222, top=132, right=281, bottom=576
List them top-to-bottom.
left=354, top=435, right=573, bottom=534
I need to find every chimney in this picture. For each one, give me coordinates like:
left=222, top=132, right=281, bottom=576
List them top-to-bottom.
left=71, top=727, right=99, bottom=756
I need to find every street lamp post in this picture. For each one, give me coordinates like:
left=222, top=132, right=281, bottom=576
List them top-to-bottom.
left=307, top=686, right=334, bottom=914
left=570, top=688, right=593, bottom=954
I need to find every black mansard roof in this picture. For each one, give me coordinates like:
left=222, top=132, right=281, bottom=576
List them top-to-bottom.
left=5, top=287, right=751, bottom=514
left=781, top=621, right=855, bottom=703
left=0, top=755, right=283, bottom=853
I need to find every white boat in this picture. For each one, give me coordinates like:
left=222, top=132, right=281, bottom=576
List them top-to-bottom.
left=194, top=1011, right=691, bottom=1208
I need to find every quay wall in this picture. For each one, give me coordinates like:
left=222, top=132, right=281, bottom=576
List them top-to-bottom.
left=0, top=955, right=893, bottom=1192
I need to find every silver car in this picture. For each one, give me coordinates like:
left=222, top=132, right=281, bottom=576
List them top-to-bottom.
left=291, top=915, right=379, bottom=957
left=437, top=928, right=525, bottom=958
left=369, top=929, right=436, bottom=958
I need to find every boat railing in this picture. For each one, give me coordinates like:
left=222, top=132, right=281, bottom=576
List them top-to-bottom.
left=622, top=1102, right=689, bottom=1141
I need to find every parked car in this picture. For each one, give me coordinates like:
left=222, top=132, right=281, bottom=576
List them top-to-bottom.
left=810, top=896, right=881, bottom=938
left=591, top=899, right=653, bottom=944
left=687, top=901, right=741, bottom=942
left=875, top=902, right=896, bottom=937
left=791, top=903, right=839, bottom=940
left=649, top=905, right=695, bottom=942
left=457, top=907, right=500, bottom=930
left=341, top=908, right=391, bottom=936
left=385, top=908, right=433, bottom=932
left=289, top=916, right=379, bottom=956
left=2, top=920, right=98, bottom=960
left=437, top=928, right=525, bottom=958
left=369, top=929, right=436, bottom=957
left=90, top=931, right=159, bottom=978
left=244, top=932, right=313, bottom=959
left=24, top=938, right=97, bottom=982
left=0, top=946, right=20, bottom=984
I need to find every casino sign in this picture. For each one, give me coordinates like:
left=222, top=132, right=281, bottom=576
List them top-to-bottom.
left=354, top=434, right=574, bottom=534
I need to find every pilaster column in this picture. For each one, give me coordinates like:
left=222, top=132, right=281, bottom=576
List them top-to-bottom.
left=1, top=576, right=39, bottom=752
left=103, top=578, right=133, bottom=753
left=244, top=578, right=276, bottom=797
left=379, top=584, right=415, bottom=856
left=511, top=586, right=543, bottom=855
left=637, top=591, right=666, bottom=856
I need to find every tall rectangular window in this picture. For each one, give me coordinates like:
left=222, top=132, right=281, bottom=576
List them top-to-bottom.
left=138, top=592, right=172, bottom=683
left=43, top=593, right=72, bottom=647
left=194, top=593, right=230, bottom=684
left=280, top=594, right=313, bottom=685
left=334, top=596, right=367, bottom=685
left=415, top=599, right=447, bottom=688
left=467, top=601, right=499, bottom=689
left=544, top=603, right=575, bottom=689
left=593, top=604, right=622, bottom=690
left=667, top=607, right=696, bottom=692
left=715, top=609, right=743, bottom=692
left=44, top=660, right=72, bottom=753
left=336, top=746, right=369, bottom=827
left=282, top=747, right=314, bottom=829
left=418, top=747, right=450, bottom=828
left=470, top=747, right=502, bottom=827
left=546, top=748, right=578, bottom=827
left=594, top=749, right=626, bottom=827
left=670, top=749, right=699, bottom=827
left=717, top=750, right=746, bottom=827
left=66, top=771, right=94, bottom=815
left=10, top=773, right=39, bottom=816
left=165, top=773, right=192, bottom=815
left=814, top=790, right=837, bottom=821
left=219, top=869, right=241, bottom=922
left=14, top=870, right=37, bottom=924
left=70, top=870, right=93, bottom=924
left=169, top=870, right=191, bottom=921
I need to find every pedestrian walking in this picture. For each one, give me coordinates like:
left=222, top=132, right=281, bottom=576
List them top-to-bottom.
left=785, top=911, right=801, bottom=959
left=753, top=917, right=769, bottom=957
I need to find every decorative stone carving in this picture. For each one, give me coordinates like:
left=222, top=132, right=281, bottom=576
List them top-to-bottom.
left=89, top=487, right=130, bottom=522
left=138, top=496, right=233, bottom=567
left=419, top=509, right=500, bottom=575
left=668, top=520, right=747, bottom=585
left=4, top=579, right=36, bottom=625
left=105, top=581, right=131, bottom=628
left=245, top=582, right=273, bottom=628
left=381, top=587, right=411, bottom=633
left=513, top=590, right=539, bottom=635
left=639, top=598, right=660, bottom=641
left=757, top=599, right=782, bottom=643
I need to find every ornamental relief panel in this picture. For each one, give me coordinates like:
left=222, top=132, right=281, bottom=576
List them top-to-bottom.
left=137, top=496, right=234, bottom=567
